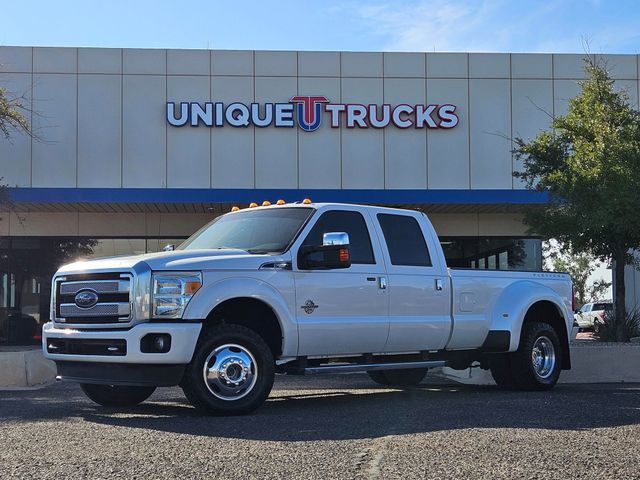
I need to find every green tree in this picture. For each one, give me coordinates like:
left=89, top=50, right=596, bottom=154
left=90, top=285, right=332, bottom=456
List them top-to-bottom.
left=514, top=58, right=640, bottom=341
left=0, top=85, right=30, bottom=139
left=546, top=247, right=611, bottom=307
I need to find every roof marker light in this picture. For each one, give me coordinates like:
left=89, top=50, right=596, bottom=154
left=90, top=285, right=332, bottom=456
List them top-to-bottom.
left=302, top=198, right=312, bottom=204
left=276, top=199, right=286, bottom=205
left=262, top=200, right=272, bottom=206
left=249, top=202, right=258, bottom=208
left=231, top=206, right=240, bottom=212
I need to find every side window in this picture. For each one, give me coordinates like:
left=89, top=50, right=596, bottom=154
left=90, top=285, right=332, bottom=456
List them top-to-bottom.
left=302, top=210, right=375, bottom=264
left=377, top=214, right=432, bottom=267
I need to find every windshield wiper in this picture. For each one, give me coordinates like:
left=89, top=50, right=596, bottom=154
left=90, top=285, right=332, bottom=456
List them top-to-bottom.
left=247, top=249, right=273, bottom=254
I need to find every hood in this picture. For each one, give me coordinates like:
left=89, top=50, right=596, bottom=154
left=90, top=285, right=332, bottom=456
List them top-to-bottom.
left=57, top=248, right=283, bottom=275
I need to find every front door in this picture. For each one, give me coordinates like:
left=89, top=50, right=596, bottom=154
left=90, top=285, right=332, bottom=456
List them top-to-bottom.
left=294, top=209, right=388, bottom=356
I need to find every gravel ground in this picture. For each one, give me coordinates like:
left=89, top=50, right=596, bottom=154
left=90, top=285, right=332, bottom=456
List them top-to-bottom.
left=1, top=375, right=639, bottom=479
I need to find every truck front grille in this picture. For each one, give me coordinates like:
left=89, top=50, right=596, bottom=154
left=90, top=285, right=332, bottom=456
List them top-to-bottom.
left=54, top=273, right=132, bottom=326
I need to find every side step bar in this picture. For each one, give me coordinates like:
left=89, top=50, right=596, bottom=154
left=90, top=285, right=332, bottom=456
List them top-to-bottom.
left=304, top=360, right=446, bottom=375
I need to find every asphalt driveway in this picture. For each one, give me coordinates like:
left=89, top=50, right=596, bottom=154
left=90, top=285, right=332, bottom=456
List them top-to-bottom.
left=1, top=374, right=639, bottom=479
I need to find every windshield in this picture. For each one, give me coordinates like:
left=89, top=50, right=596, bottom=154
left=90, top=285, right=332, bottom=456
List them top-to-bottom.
left=178, top=207, right=314, bottom=254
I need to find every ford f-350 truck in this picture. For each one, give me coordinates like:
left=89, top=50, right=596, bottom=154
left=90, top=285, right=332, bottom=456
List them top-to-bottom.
left=43, top=202, right=573, bottom=415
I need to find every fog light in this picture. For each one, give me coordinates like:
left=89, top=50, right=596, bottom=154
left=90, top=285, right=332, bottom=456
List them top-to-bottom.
left=141, top=334, right=171, bottom=353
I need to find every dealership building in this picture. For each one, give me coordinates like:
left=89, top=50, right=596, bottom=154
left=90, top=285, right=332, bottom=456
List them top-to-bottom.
left=0, top=46, right=639, bottom=349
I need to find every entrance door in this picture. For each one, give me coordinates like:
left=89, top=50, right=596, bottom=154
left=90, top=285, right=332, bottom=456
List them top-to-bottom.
left=294, top=209, right=388, bottom=356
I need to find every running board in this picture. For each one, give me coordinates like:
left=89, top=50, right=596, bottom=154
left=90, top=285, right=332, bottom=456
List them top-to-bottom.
left=304, top=360, right=446, bottom=375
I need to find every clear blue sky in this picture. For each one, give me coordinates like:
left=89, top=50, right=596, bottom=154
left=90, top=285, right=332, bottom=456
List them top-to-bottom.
left=1, top=0, right=639, bottom=53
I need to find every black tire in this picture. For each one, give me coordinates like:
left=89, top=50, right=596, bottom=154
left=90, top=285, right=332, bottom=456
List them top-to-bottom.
left=511, top=322, right=562, bottom=391
left=181, top=324, right=274, bottom=416
left=488, top=354, right=517, bottom=389
left=367, top=368, right=428, bottom=386
left=80, top=384, right=155, bottom=407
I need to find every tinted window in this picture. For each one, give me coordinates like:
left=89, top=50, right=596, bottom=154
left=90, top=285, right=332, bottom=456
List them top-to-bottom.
left=179, top=207, right=313, bottom=253
left=303, top=210, right=375, bottom=264
left=377, top=214, right=432, bottom=267
left=593, top=303, right=612, bottom=311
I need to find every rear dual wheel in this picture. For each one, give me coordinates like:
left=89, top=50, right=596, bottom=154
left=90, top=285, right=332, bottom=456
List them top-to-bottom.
left=489, top=322, right=562, bottom=390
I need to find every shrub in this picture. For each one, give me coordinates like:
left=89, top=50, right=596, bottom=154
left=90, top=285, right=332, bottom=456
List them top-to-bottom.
left=594, top=307, right=640, bottom=342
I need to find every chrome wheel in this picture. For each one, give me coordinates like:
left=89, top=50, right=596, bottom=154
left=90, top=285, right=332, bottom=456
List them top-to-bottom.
left=531, top=335, right=556, bottom=379
left=203, top=344, right=258, bottom=401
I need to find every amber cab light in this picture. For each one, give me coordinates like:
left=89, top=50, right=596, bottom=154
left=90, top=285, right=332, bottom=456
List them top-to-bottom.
left=302, top=198, right=312, bottom=204
left=276, top=199, right=286, bottom=205
left=262, top=200, right=272, bottom=206
left=249, top=202, right=258, bottom=208
left=230, top=206, right=240, bottom=212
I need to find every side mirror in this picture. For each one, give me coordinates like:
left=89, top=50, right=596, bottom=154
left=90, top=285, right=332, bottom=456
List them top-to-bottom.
left=298, top=232, right=351, bottom=270
left=163, top=244, right=175, bottom=252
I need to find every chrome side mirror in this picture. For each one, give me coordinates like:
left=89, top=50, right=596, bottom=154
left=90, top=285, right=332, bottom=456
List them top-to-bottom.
left=323, top=232, right=349, bottom=246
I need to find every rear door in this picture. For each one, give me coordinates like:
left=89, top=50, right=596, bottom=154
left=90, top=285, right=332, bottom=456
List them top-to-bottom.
left=293, top=208, right=389, bottom=356
left=373, top=212, right=451, bottom=352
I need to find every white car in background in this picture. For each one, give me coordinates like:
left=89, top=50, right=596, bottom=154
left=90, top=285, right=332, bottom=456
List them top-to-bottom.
left=575, top=302, right=613, bottom=330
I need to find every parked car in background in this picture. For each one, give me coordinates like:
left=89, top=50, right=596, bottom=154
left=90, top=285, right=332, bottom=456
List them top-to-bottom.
left=575, top=302, right=613, bottom=330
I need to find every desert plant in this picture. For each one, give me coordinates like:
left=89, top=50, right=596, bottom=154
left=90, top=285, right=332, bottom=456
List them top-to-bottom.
left=594, top=307, right=640, bottom=342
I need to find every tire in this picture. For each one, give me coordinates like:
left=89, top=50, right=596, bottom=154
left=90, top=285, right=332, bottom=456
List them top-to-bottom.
left=511, top=322, right=562, bottom=391
left=181, top=324, right=275, bottom=416
left=488, top=354, right=517, bottom=389
left=367, top=368, right=428, bottom=386
left=80, top=384, right=155, bottom=407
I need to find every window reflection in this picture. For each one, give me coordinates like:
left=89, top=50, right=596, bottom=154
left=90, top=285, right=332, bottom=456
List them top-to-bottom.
left=0, top=237, right=187, bottom=346
left=440, top=237, right=541, bottom=271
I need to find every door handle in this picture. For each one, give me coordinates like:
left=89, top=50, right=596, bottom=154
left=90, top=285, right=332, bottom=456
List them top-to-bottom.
left=378, top=277, right=387, bottom=290
left=435, top=278, right=443, bottom=291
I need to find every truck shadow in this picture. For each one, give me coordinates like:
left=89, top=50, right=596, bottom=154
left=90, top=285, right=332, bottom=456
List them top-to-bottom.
left=77, top=381, right=640, bottom=442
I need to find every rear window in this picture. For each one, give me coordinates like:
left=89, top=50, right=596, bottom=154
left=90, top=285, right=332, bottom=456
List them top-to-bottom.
left=377, top=214, right=432, bottom=267
left=593, top=303, right=613, bottom=311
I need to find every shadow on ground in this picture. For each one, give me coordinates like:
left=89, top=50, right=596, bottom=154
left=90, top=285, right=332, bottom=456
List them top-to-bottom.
left=2, top=374, right=639, bottom=442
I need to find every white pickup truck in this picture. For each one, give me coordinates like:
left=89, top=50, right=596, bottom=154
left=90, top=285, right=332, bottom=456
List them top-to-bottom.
left=43, top=202, right=574, bottom=415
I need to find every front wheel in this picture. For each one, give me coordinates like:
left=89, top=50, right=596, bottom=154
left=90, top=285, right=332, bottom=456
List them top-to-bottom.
left=181, top=324, right=275, bottom=416
left=367, top=368, right=428, bottom=386
left=80, top=384, right=156, bottom=407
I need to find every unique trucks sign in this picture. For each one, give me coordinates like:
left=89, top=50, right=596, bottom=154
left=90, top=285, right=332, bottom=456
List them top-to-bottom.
left=166, top=96, right=458, bottom=132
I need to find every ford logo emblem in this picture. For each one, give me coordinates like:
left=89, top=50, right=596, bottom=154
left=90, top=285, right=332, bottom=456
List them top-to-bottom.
left=75, top=290, right=99, bottom=309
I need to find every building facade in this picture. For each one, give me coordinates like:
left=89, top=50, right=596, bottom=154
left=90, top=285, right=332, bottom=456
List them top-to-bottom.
left=1, top=47, right=639, bottom=345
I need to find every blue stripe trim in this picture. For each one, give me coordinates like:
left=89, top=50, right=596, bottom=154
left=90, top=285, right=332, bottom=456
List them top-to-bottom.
left=8, top=188, right=549, bottom=205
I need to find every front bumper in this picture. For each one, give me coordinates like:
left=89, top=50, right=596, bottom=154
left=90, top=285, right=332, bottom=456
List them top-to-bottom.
left=42, top=321, right=202, bottom=365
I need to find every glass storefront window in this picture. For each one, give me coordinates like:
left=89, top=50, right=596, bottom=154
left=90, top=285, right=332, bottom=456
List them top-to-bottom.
left=0, top=237, right=187, bottom=346
left=441, top=237, right=542, bottom=271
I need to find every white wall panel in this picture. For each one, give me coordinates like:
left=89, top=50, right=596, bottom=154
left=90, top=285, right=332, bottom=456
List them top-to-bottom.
left=0, top=46, right=32, bottom=73
left=33, top=47, right=77, bottom=73
left=78, top=48, right=121, bottom=74
left=123, top=49, right=166, bottom=75
left=167, top=49, right=209, bottom=75
left=211, top=50, right=253, bottom=76
left=255, top=51, right=297, bottom=76
left=298, top=51, right=340, bottom=77
left=341, top=52, right=383, bottom=77
left=384, top=53, right=425, bottom=78
left=427, top=53, right=467, bottom=78
left=469, top=53, right=510, bottom=78
left=511, top=53, right=552, bottom=79
left=553, top=54, right=592, bottom=79
left=597, top=54, right=638, bottom=79
left=0, top=73, right=31, bottom=186
left=32, top=74, right=77, bottom=187
left=78, top=74, right=121, bottom=187
left=122, top=75, right=166, bottom=187
left=167, top=76, right=210, bottom=188
left=210, top=76, right=254, bottom=188
left=254, top=76, right=298, bottom=188
left=298, top=77, right=341, bottom=189
left=341, top=78, right=384, bottom=188
left=384, top=78, right=427, bottom=189
left=427, top=79, right=469, bottom=188
left=469, top=79, right=512, bottom=189
left=511, top=79, right=553, bottom=188
left=553, top=79, right=581, bottom=117
left=614, top=79, right=639, bottom=108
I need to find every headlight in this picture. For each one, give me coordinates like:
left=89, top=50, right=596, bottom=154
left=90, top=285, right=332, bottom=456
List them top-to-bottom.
left=152, top=272, right=202, bottom=319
